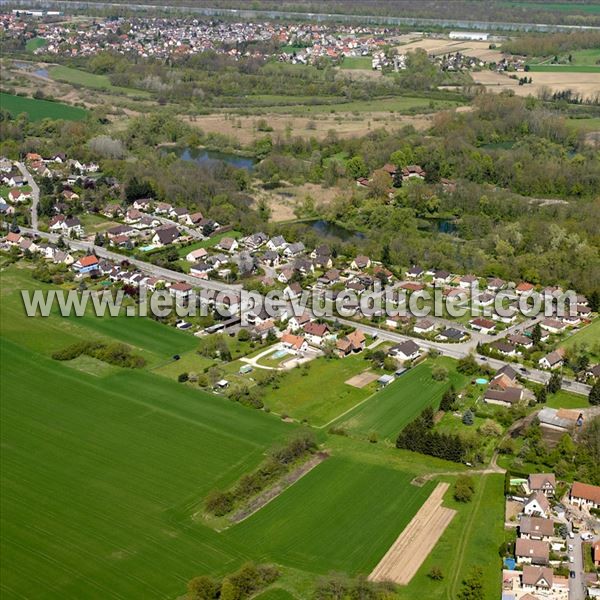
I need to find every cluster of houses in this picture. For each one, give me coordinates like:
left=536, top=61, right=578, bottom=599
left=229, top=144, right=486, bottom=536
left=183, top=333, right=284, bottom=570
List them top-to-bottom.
left=2, top=12, right=395, bottom=65
left=483, top=365, right=528, bottom=408
left=503, top=474, right=600, bottom=600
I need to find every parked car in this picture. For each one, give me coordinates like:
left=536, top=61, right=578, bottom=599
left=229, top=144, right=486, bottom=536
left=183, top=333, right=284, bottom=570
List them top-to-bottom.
left=581, top=532, right=594, bottom=541
left=568, top=544, right=574, bottom=552
left=570, top=570, right=576, bottom=579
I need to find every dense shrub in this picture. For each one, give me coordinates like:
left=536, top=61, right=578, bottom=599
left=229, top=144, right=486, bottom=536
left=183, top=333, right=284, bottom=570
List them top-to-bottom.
left=52, top=341, right=145, bottom=368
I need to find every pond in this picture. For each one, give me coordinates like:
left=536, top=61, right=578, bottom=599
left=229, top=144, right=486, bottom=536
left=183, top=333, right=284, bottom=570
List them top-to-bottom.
left=167, top=146, right=256, bottom=171
left=419, top=217, right=458, bottom=234
left=306, top=219, right=366, bottom=242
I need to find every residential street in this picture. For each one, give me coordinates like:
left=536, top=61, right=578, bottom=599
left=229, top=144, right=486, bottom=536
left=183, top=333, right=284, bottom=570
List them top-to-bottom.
left=16, top=161, right=39, bottom=230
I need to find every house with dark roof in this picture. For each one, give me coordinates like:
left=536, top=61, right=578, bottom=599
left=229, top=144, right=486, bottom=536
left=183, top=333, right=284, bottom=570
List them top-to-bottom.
left=389, top=340, right=421, bottom=361
left=515, top=538, right=549, bottom=565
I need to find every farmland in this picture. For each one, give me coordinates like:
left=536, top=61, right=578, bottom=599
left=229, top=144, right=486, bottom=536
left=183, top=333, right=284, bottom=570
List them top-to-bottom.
left=0, top=92, right=88, bottom=121
left=0, top=262, right=505, bottom=598
left=336, top=358, right=467, bottom=441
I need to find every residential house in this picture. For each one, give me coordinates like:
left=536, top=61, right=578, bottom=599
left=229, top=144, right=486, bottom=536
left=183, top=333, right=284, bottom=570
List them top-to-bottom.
left=401, top=165, right=426, bottom=181
left=8, top=188, right=31, bottom=203
left=62, top=190, right=79, bottom=202
left=132, top=198, right=152, bottom=211
left=0, top=201, right=15, bottom=216
left=154, top=202, right=173, bottom=214
left=102, top=204, right=122, bottom=218
left=170, top=207, right=190, bottom=221
left=124, top=208, right=143, bottom=224
left=185, top=211, right=204, bottom=227
left=49, top=215, right=83, bottom=236
left=152, top=226, right=180, bottom=247
left=244, top=232, right=268, bottom=250
left=267, top=235, right=287, bottom=252
left=217, top=237, right=239, bottom=253
left=283, top=241, right=305, bottom=258
left=185, top=248, right=209, bottom=262
left=262, top=250, right=280, bottom=267
left=72, top=254, right=99, bottom=274
left=351, top=255, right=371, bottom=270
left=293, top=258, right=314, bottom=276
left=189, top=262, right=213, bottom=279
left=406, top=265, right=424, bottom=279
left=277, top=267, right=294, bottom=284
left=319, top=268, right=340, bottom=286
left=433, top=269, right=452, bottom=285
left=459, top=274, right=478, bottom=289
left=487, top=278, right=505, bottom=292
left=169, top=282, right=193, bottom=299
left=284, top=282, right=303, bottom=300
left=516, top=282, right=535, bottom=296
left=287, top=312, right=311, bottom=331
left=470, top=317, right=496, bottom=334
left=540, top=318, right=567, bottom=335
left=251, top=319, right=276, bottom=340
left=414, top=319, right=435, bottom=334
left=303, top=322, right=329, bottom=347
left=437, top=327, right=466, bottom=342
left=346, top=329, right=366, bottom=353
left=281, top=332, right=308, bottom=354
left=507, top=334, right=533, bottom=349
left=389, top=340, right=421, bottom=361
left=491, top=340, right=520, bottom=357
left=538, top=350, right=564, bottom=370
left=483, top=387, right=523, bottom=407
left=528, top=474, right=556, bottom=498
left=569, top=482, right=600, bottom=510
left=523, top=492, right=551, bottom=518
left=519, top=516, right=554, bottom=541
left=515, top=538, right=549, bottom=565
left=521, top=566, right=555, bottom=594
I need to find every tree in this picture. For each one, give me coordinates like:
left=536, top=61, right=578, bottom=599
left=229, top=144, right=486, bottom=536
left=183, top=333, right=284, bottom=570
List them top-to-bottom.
left=346, top=155, right=368, bottom=179
left=588, top=290, right=600, bottom=313
left=531, top=322, right=542, bottom=346
left=457, top=354, right=479, bottom=375
left=432, top=365, right=449, bottom=381
left=547, top=372, right=562, bottom=394
left=590, top=381, right=600, bottom=406
left=535, top=385, right=547, bottom=404
left=439, top=387, right=456, bottom=412
left=462, top=409, right=474, bottom=426
left=454, top=475, right=475, bottom=503
left=428, top=566, right=444, bottom=580
left=458, top=566, right=485, bottom=600
left=187, top=576, right=218, bottom=600
left=219, top=578, right=240, bottom=600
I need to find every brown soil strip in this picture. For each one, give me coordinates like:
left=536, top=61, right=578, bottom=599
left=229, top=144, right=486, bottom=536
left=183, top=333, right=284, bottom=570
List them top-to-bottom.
left=368, top=482, right=456, bottom=585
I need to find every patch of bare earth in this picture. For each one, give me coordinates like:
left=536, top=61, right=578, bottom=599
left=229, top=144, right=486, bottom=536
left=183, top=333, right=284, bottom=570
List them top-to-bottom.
left=472, top=70, right=600, bottom=101
left=183, top=112, right=433, bottom=144
left=345, top=370, right=379, bottom=388
left=230, top=452, right=329, bottom=524
left=368, top=482, right=456, bottom=585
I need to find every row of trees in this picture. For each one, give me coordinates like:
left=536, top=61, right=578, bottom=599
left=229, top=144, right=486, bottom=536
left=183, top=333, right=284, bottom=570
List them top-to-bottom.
left=52, top=341, right=146, bottom=368
left=396, top=406, right=472, bottom=463
left=205, top=431, right=318, bottom=516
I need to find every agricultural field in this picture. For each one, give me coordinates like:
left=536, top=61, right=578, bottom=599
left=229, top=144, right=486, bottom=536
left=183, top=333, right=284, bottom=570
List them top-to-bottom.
left=339, top=56, right=373, bottom=70
left=0, top=92, right=88, bottom=121
left=0, top=262, right=506, bottom=599
left=336, top=358, right=466, bottom=441
left=224, top=456, right=436, bottom=575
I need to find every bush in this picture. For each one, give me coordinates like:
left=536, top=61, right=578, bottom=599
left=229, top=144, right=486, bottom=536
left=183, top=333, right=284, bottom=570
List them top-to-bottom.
left=52, top=341, right=145, bottom=368
left=178, top=372, right=189, bottom=383
left=454, top=475, right=475, bottom=503
left=428, top=566, right=444, bottom=580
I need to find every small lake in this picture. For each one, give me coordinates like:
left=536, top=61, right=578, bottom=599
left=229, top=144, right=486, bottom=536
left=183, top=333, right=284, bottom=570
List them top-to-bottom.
left=168, top=146, right=256, bottom=171
left=306, top=219, right=366, bottom=241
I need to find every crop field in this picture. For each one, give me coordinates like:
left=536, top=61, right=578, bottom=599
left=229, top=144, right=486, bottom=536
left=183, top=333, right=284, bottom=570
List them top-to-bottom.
left=503, top=1, right=600, bottom=14
left=526, top=64, right=600, bottom=73
left=0, top=92, right=88, bottom=121
left=336, top=358, right=466, bottom=441
left=224, top=456, right=435, bottom=575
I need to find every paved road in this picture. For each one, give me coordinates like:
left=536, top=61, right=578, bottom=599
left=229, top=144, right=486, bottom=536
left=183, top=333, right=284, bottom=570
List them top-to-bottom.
left=16, top=161, right=39, bottom=230
left=568, top=528, right=586, bottom=600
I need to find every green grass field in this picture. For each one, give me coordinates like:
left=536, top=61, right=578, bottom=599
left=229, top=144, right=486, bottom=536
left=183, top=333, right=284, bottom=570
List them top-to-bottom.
left=503, top=1, right=600, bottom=14
left=25, top=37, right=47, bottom=52
left=339, top=57, right=372, bottom=70
left=526, top=64, right=600, bottom=73
left=49, top=65, right=150, bottom=97
left=0, top=92, right=88, bottom=122
left=247, top=95, right=462, bottom=115
left=566, top=117, right=600, bottom=133
left=176, top=230, right=242, bottom=257
left=559, top=319, right=600, bottom=360
left=260, top=353, right=381, bottom=426
left=336, top=358, right=466, bottom=441
left=545, top=389, right=591, bottom=409
left=224, top=456, right=435, bottom=575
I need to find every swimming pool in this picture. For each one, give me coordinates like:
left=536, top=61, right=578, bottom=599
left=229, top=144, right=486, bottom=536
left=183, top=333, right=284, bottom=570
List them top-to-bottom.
left=139, top=245, right=157, bottom=252
left=272, top=349, right=289, bottom=359
left=475, top=378, right=489, bottom=385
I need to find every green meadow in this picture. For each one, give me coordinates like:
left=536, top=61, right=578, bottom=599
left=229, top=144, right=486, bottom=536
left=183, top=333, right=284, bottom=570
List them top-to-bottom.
left=49, top=65, right=150, bottom=97
left=0, top=92, right=88, bottom=122
left=336, top=358, right=467, bottom=441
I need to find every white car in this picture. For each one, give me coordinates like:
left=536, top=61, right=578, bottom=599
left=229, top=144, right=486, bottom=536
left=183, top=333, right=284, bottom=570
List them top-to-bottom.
left=569, top=532, right=575, bottom=539
left=581, top=532, right=594, bottom=541
left=568, top=544, right=574, bottom=552
left=569, top=556, right=574, bottom=563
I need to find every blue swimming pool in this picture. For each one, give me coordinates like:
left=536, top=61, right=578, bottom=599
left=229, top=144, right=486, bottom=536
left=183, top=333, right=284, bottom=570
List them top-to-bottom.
left=272, top=349, right=289, bottom=359
left=475, top=378, right=489, bottom=385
